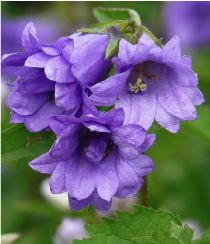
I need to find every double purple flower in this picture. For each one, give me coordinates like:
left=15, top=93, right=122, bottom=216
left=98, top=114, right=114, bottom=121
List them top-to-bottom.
left=2, top=21, right=204, bottom=212
left=2, top=22, right=110, bottom=132
left=90, top=34, right=204, bottom=133
left=30, top=103, right=154, bottom=212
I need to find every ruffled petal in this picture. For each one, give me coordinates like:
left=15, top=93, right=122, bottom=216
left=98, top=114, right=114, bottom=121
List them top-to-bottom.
left=22, top=22, right=41, bottom=51
left=70, top=33, right=110, bottom=87
left=133, top=33, right=162, bottom=64
left=162, top=35, right=181, bottom=63
left=113, top=39, right=137, bottom=72
left=25, top=52, right=51, bottom=68
left=45, top=55, right=75, bottom=83
left=172, top=63, right=198, bottom=86
left=90, top=69, right=131, bottom=97
left=15, top=72, right=54, bottom=94
left=158, top=74, right=196, bottom=120
left=55, top=82, right=81, bottom=111
left=182, top=86, right=204, bottom=106
left=7, top=91, right=46, bottom=116
left=116, top=93, right=157, bottom=130
left=24, top=102, right=63, bottom=132
left=155, top=102, right=180, bottom=133
left=10, top=112, right=24, bottom=123
left=50, top=116, right=80, bottom=136
left=113, top=124, right=147, bottom=160
left=49, top=127, right=78, bottom=160
left=139, top=134, right=156, bottom=153
left=96, top=148, right=119, bottom=201
left=29, top=153, right=56, bottom=174
left=66, top=154, right=95, bottom=200
left=115, top=154, right=140, bottom=198
left=128, top=154, right=155, bottom=178
left=49, top=161, right=67, bottom=194
left=91, top=191, right=112, bottom=213
left=69, top=196, right=90, bottom=211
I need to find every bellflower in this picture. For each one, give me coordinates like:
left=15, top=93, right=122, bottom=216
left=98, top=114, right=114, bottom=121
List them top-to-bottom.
left=163, top=2, right=210, bottom=49
left=2, top=22, right=110, bottom=132
left=90, top=34, right=204, bottom=133
left=29, top=103, right=155, bottom=212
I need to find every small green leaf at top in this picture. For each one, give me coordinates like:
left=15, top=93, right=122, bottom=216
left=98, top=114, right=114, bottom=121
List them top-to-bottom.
left=94, top=7, right=141, bottom=27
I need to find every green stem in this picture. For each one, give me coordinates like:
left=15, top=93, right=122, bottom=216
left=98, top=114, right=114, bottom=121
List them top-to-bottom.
left=140, top=176, right=148, bottom=207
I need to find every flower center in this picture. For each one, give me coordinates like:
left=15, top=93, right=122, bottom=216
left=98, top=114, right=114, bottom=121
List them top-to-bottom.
left=129, top=64, right=159, bottom=93
left=47, top=92, right=55, bottom=103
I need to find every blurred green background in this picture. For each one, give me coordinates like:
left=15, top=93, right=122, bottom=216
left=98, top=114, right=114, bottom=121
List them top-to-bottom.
left=1, top=2, right=210, bottom=243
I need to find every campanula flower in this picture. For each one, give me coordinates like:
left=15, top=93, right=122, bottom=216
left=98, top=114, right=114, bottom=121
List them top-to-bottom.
left=2, top=22, right=110, bottom=132
left=90, top=34, right=204, bottom=133
left=29, top=103, right=155, bottom=212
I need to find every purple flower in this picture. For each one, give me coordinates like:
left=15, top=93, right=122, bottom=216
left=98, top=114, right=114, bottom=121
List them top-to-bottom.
left=163, top=2, right=210, bottom=49
left=2, top=22, right=110, bottom=132
left=90, top=34, right=204, bottom=133
left=29, top=104, right=155, bottom=212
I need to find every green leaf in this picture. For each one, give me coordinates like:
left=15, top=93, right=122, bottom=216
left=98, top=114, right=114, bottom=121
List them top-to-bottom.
left=94, top=7, right=141, bottom=26
left=78, top=20, right=125, bottom=34
left=105, top=27, right=120, bottom=59
left=2, top=124, right=54, bottom=164
left=76, top=206, right=193, bottom=243
left=74, top=234, right=130, bottom=244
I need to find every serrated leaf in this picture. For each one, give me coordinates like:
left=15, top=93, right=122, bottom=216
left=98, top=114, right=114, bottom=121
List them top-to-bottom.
left=2, top=124, right=54, bottom=164
left=79, top=205, right=193, bottom=243
left=73, top=234, right=130, bottom=244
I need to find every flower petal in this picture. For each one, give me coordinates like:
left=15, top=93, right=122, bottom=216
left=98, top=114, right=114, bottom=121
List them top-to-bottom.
left=22, top=22, right=41, bottom=51
left=70, top=33, right=110, bottom=87
left=162, top=35, right=181, bottom=63
left=25, top=52, right=51, bottom=68
left=45, top=55, right=75, bottom=83
left=90, top=69, right=131, bottom=97
left=16, top=72, right=54, bottom=94
left=158, top=74, right=196, bottom=120
left=55, top=83, right=81, bottom=111
left=182, top=86, right=204, bottom=106
left=7, top=91, right=46, bottom=116
left=116, top=93, right=157, bottom=130
left=24, top=102, right=63, bottom=132
left=155, top=102, right=180, bottom=133
left=139, top=134, right=155, bottom=153
left=96, top=148, right=119, bottom=201
left=29, top=153, right=56, bottom=174
left=66, top=154, right=95, bottom=200
left=115, top=154, right=140, bottom=198
left=128, top=154, right=155, bottom=178
left=49, top=161, right=67, bottom=194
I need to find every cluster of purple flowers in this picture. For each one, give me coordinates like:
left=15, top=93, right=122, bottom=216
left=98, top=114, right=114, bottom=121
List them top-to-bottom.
left=2, top=22, right=204, bottom=212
